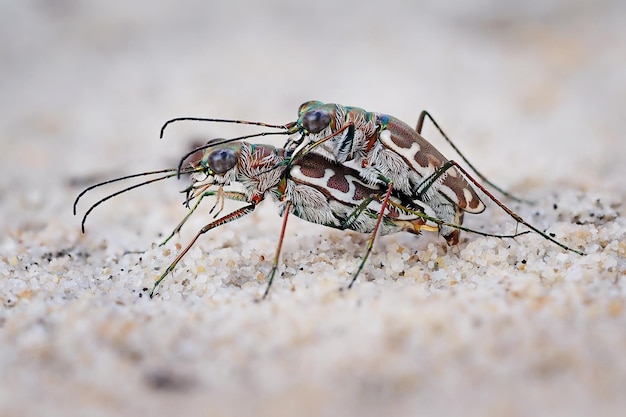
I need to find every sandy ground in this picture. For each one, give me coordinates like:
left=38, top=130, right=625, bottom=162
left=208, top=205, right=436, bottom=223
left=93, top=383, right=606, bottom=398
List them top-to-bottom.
left=1, top=1, right=625, bottom=416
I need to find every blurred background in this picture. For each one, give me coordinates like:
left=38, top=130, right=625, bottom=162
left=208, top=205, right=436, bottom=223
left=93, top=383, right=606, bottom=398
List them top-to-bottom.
left=1, top=1, right=625, bottom=416
left=2, top=1, right=625, bottom=222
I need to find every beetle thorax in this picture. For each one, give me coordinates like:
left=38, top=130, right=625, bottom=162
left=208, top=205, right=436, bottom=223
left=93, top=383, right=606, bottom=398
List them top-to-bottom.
left=308, top=104, right=378, bottom=164
left=236, top=143, right=287, bottom=199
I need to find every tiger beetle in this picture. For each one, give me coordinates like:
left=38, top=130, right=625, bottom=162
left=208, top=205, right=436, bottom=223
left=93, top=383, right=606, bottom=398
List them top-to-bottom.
left=162, top=101, right=586, bottom=257
left=74, top=140, right=530, bottom=299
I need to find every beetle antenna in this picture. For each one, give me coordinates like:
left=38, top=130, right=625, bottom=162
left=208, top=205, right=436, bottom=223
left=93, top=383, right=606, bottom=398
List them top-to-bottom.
left=160, top=117, right=289, bottom=139
left=76, top=165, right=202, bottom=232
left=73, top=168, right=179, bottom=215
left=79, top=172, right=180, bottom=233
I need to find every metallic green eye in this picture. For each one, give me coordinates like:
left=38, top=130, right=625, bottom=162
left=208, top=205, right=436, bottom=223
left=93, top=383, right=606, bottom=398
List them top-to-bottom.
left=302, top=109, right=331, bottom=134
left=207, top=148, right=238, bottom=174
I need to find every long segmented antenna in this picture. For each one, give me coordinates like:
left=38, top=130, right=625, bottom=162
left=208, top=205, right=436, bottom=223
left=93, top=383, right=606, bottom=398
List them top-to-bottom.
left=160, top=117, right=294, bottom=139
left=75, top=165, right=202, bottom=233
left=73, top=168, right=179, bottom=215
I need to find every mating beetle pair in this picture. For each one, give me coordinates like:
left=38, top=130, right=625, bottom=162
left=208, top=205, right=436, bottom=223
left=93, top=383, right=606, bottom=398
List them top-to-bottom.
left=74, top=101, right=584, bottom=298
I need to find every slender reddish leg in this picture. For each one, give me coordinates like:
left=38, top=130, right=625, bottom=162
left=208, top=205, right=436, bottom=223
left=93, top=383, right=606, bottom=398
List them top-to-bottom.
left=416, top=110, right=527, bottom=203
left=433, top=160, right=584, bottom=256
left=347, top=182, right=394, bottom=289
left=261, top=201, right=292, bottom=299
left=150, top=204, right=257, bottom=297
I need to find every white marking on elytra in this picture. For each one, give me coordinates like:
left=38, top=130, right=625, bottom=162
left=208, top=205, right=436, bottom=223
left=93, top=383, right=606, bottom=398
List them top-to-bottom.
left=378, top=127, right=484, bottom=214
left=378, top=129, right=392, bottom=144
left=379, top=129, right=433, bottom=176
left=380, top=129, right=422, bottom=161
left=290, top=165, right=376, bottom=206
left=436, top=184, right=459, bottom=205
left=463, top=188, right=474, bottom=207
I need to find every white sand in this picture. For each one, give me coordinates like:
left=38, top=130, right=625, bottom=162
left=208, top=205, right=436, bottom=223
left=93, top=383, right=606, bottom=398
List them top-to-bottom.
left=1, top=1, right=625, bottom=416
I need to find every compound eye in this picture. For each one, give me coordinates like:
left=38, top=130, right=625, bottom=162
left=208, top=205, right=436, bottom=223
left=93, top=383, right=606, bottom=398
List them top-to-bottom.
left=298, top=100, right=323, bottom=115
left=302, top=109, right=331, bottom=134
left=207, top=148, right=238, bottom=174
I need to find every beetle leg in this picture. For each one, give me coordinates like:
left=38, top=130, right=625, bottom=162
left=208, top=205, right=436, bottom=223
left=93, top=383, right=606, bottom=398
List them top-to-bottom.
left=416, top=110, right=529, bottom=204
left=347, top=182, right=394, bottom=289
left=261, top=201, right=292, bottom=300
left=151, top=203, right=257, bottom=298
